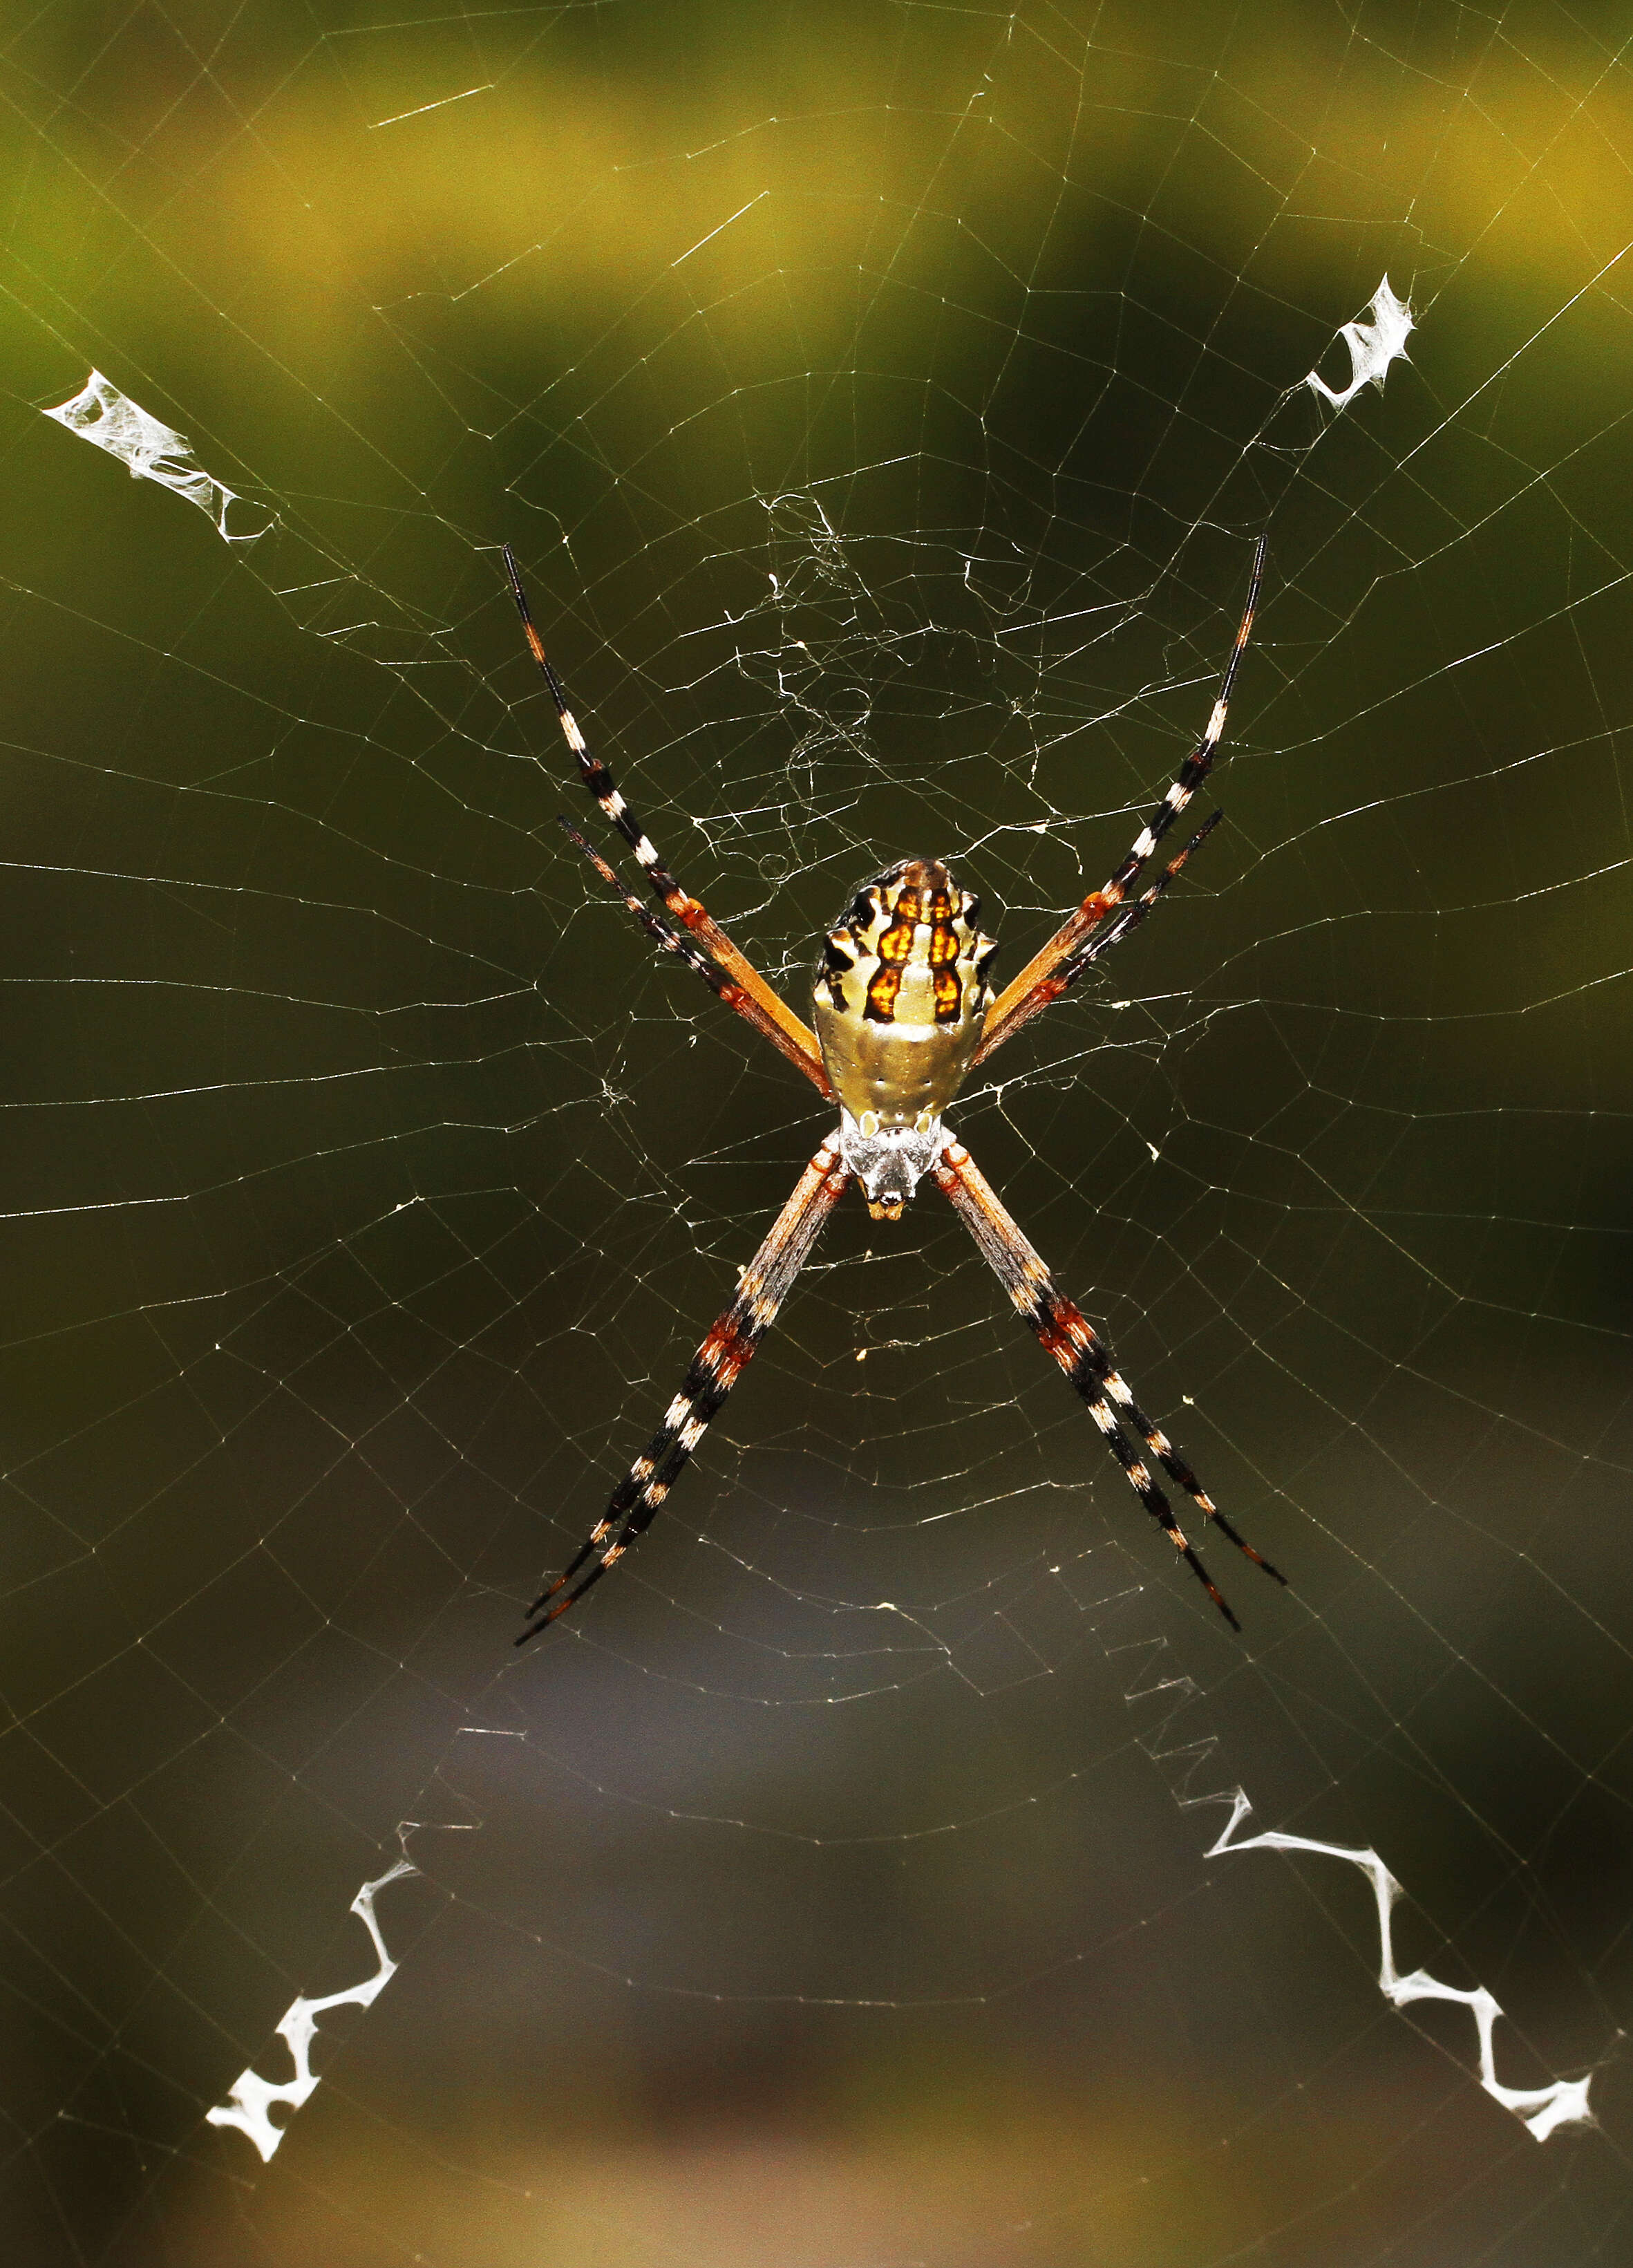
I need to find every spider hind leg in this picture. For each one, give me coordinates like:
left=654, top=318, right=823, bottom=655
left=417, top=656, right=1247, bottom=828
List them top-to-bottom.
left=516, top=1138, right=849, bottom=1640
left=934, top=1138, right=1284, bottom=1628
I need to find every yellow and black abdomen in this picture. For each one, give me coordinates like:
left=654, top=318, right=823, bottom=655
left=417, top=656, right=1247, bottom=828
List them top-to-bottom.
left=812, top=858, right=997, bottom=1138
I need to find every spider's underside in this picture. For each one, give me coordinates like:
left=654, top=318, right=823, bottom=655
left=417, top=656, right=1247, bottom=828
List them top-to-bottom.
left=505, top=538, right=1285, bottom=1641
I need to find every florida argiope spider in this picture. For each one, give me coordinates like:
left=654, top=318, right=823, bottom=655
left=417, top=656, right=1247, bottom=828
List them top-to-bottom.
left=507, top=539, right=1284, bottom=1642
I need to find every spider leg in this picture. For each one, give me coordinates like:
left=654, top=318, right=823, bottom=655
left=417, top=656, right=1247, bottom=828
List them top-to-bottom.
left=976, top=537, right=1265, bottom=1067
left=504, top=545, right=824, bottom=1078
left=994, top=808, right=1225, bottom=1035
left=558, top=818, right=831, bottom=1096
left=516, top=1136, right=849, bottom=1641
left=933, top=1138, right=1285, bottom=1628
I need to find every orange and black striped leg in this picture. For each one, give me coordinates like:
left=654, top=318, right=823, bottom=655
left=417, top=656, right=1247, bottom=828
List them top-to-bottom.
left=975, top=536, right=1265, bottom=1067
left=504, top=545, right=824, bottom=1076
left=1050, top=807, right=1223, bottom=997
left=978, top=809, right=1225, bottom=1052
left=558, top=818, right=830, bottom=1096
left=516, top=1138, right=849, bottom=1641
left=934, top=1139, right=1284, bottom=1628
left=1083, top=1340, right=1284, bottom=1586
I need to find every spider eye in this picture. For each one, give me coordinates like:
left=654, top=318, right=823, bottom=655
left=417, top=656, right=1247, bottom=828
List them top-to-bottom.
left=848, top=891, right=876, bottom=928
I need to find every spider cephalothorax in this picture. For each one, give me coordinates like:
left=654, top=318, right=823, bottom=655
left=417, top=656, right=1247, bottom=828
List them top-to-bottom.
left=504, top=538, right=1285, bottom=1639
left=813, top=858, right=999, bottom=1219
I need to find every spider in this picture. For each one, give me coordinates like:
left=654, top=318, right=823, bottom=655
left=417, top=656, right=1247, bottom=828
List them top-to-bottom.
left=505, top=538, right=1284, bottom=1642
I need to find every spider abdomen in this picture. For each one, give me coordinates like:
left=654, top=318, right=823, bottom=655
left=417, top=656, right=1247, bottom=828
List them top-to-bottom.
left=812, top=857, right=997, bottom=1218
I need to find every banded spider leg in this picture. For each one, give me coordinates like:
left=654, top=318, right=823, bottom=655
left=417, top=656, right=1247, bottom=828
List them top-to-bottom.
left=975, top=536, right=1265, bottom=1066
left=504, top=545, right=826, bottom=1082
left=556, top=816, right=830, bottom=1095
left=518, top=1138, right=849, bottom=1640
left=934, top=1138, right=1283, bottom=1629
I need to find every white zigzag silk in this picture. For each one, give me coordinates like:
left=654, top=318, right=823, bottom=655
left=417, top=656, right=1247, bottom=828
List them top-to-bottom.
left=1305, top=276, right=1415, bottom=412
left=42, top=371, right=273, bottom=543
left=1208, top=1791, right=1592, bottom=2143
left=205, top=1860, right=417, bottom=2162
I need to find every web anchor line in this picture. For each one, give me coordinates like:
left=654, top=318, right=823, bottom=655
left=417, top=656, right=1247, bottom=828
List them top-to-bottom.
left=1206, top=1790, right=1594, bottom=2144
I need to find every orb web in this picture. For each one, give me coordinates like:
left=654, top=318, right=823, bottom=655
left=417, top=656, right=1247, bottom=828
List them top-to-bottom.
left=3, top=5, right=1631, bottom=2264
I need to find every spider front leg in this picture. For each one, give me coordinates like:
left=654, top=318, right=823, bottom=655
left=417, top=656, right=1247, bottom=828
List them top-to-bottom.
left=976, top=536, right=1265, bottom=1067
left=504, top=545, right=824, bottom=1077
left=557, top=817, right=831, bottom=1097
left=517, top=1136, right=849, bottom=1641
left=934, top=1138, right=1284, bottom=1629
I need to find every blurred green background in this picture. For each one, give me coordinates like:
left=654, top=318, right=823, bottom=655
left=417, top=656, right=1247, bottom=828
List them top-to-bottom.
left=3, top=1, right=1633, bottom=2262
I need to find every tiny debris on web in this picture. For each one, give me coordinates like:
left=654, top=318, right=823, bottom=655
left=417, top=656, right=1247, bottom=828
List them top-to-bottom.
left=1305, top=277, right=1415, bottom=413
left=41, top=371, right=272, bottom=543
left=205, top=1860, right=417, bottom=2162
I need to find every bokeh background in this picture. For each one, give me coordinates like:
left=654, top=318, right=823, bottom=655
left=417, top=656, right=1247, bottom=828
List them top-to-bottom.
left=4, top=2, right=1633, bottom=2262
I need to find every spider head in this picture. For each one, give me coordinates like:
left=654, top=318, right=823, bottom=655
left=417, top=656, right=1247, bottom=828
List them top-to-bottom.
left=838, top=1110, right=942, bottom=1221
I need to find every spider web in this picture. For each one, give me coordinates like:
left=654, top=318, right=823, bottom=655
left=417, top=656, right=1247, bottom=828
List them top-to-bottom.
left=3, top=3, right=1632, bottom=2262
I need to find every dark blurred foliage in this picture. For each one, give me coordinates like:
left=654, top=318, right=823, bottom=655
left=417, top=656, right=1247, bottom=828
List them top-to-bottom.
left=3, top=3, right=1633, bottom=2263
